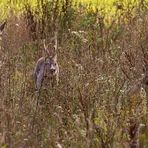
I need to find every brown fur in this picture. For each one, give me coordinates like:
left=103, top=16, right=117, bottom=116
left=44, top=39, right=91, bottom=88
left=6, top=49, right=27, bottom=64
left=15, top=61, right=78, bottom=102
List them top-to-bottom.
left=33, top=36, right=59, bottom=90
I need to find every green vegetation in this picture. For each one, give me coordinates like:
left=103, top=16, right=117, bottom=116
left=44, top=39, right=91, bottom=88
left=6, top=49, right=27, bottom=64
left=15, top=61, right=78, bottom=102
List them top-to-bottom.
left=0, top=0, right=148, bottom=147
left=0, top=0, right=147, bottom=19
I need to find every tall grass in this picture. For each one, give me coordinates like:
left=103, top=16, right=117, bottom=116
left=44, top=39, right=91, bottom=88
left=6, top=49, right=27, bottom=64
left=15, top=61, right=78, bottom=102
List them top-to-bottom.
left=0, top=0, right=148, bottom=147
left=0, top=0, right=147, bottom=19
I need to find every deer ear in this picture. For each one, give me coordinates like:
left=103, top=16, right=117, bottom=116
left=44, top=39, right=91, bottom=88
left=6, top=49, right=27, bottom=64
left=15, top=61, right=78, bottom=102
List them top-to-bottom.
left=43, top=39, right=50, bottom=56
left=53, top=54, right=57, bottom=61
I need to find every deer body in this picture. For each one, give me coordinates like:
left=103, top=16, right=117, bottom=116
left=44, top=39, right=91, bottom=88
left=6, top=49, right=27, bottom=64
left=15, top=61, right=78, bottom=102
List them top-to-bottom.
left=34, top=34, right=59, bottom=91
left=34, top=56, right=59, bottom=90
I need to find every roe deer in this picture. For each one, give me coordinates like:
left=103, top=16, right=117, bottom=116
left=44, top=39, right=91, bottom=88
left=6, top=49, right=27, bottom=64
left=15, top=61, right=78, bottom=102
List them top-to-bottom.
left=33, top=34, right=59, bottom=91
